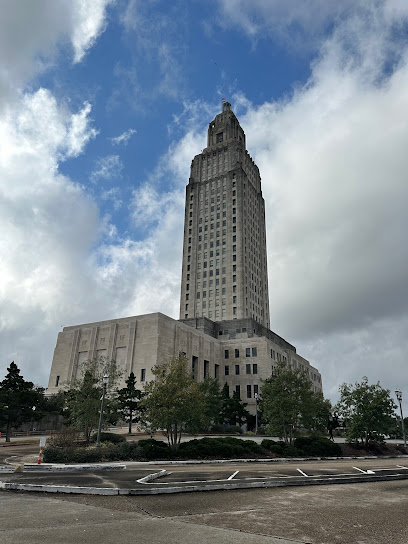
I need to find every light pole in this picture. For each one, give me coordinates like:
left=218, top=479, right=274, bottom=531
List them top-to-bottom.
left=96, top=374, right=109, bottom=448
left=395, top=389, right=406, bottom=447
left=254, top=393, right=259, bottom=435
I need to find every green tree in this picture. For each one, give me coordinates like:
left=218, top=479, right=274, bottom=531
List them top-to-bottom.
left=142, top=354, right=206, bottom=449
left=64, top=356, right=120, bottom=443
left=0, top=362, right=44, bottom=442
left=260, top=362, right=326, bottom=443
left=117, top=372, right=145, bottom=434
left=195, top=377, right=224, bottom=429
left=335, top=377, right=397, bottom=446
left=220, top=383, right=250, bottom=427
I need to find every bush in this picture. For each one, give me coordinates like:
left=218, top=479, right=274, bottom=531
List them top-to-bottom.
left=48, top=427, right=82, bottom=448
left=91, top=432, right=126, bottom=444
left=178, top=437, right=262, bottom=459
left=294, top=437, right=342, bottom=457
left=138, top=439, right=173, bottom=460
left=260, top=439, right=302, bottom=457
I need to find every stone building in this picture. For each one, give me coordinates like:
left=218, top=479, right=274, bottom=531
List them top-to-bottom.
left=47, top=102, right=323, bottom=413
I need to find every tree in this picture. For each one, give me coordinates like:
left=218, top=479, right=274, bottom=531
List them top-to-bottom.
left=142, top=354, right=206, bottom=449
left=64, top=356, right=120, bottom=443
left=0, top=362, right=44, bottom=442
left=260, top=362, right=327, bottom=443
left=117, top=372, right=145, bottom=434
left=195, top=377, right=224, bottom=429
left=335, top=377, right=397, bottom=446
left=220, top=383, right=250, bottom=426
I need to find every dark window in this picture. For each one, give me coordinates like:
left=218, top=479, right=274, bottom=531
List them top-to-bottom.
left=216, top=132, right=223, bottom=143
left=246, top=347, right=250, bottom=357
left=252, top=347, right=257, bottom=357
left=225, top=349, right=229, bottom=359
left=235, top=349, right=239, bottom=358
left=235, top=364, right=240, bottom=375
left=246, top=364, right=251, bottom=374
left=253, top=364, right=258, bottom=374
left=224, top=365, right=229, bottom=376
left=141, top=369, right=146, bottom=382
left=55, top=375, right=60, bottom=387
left=254, top=384, right=259, bottom=396
left=235, top=385, right=240, bottom=396
left=246, top=385, right=252, bottom=398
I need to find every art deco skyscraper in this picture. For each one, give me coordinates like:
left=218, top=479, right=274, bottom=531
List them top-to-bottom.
left=180, top=102, right=270, bottom=328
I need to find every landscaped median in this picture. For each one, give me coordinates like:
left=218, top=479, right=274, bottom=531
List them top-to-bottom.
left=43, top=434, right=346, bottom=463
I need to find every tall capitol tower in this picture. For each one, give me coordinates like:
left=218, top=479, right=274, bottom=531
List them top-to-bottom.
left=48, top=101, right=322, bottom=409
left=180, top=101, right=269, bottom=327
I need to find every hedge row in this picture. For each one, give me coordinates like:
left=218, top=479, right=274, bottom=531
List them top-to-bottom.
left=43, top=435, right=341, bottom=463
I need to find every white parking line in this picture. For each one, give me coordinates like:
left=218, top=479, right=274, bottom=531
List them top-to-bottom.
left=353, top=467, right=375, bottom=474
left=297, top=468, right=308, bottom=477
left=228, top=470, right=239, bottom=480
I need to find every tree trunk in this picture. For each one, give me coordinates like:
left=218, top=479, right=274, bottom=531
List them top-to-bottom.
left=128, top=410, right=133, bottom=434
left=6, top=418, right=11, bottom=442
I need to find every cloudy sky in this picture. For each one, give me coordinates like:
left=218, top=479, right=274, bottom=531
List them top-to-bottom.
left=1, top=0, right=408, bottom=411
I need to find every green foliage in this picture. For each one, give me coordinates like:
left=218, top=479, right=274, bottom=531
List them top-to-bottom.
left=142, top=355, right=207, bottom=449
left=64, top=357, right=121, bottom=443
left=0, top=362, right=44, bottom=441
left=260, top=362, right=329, bottom=444
left=116, top=372, right=145, bottom=434
left=335, top=377, right=397, bottom=446
left=194, top=378, right=224, bottom=430
left=220, top=383, right=250, bottom=426
left=91, top=432, right=126, bottom=444
left=293, top=436, right=342, bottom=457
left=178, top=437, right=263, bottom=458
left=137, top=438, right=173, bottom=459
left=261, top=439, right=301, bottom=456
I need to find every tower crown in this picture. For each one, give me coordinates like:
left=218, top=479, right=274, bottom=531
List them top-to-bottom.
left=207, top=103, right=245, bottom=148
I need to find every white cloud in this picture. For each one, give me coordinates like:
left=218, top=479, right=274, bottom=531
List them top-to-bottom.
left=0, top=0, right=113, bottom=102
left=230, top=4, right=408, bottom=404
left=110, top=128, right=137, bottom=146
left=91, top=154, right=124, bottom=182
left=101, top=187, right=123, bottom=210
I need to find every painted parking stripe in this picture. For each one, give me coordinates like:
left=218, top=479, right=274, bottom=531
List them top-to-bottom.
left=353, top=467, right=375, bottom=474
left=297, top=468, right=308, bottom=477
left=228, top=470, right=239, bottom=480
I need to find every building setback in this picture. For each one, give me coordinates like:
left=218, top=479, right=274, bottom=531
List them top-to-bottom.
left=47, top=103, right=323, bottom=412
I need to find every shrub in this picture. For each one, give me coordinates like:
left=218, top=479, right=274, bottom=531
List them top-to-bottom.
left=91, top=432, right=126, bottom=444
left=178, top=437, right=262, bottom=459
left=294, top=437, right=342, bottom=457
left=138, top=439, right=173, bottom=460
left=260, top=439, right=302, bottom=457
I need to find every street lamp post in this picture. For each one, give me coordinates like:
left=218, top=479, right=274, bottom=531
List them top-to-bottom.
left=96, top=374, right=109, bottom=448
left=395, top=389, right=406, bottom=447
left=254, top=393, right=259, bottom=435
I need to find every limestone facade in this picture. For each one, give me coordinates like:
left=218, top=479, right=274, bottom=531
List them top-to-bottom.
left=47, top=313, right=322, bottom=413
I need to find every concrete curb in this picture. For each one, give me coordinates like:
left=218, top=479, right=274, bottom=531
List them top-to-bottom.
left=134, top=454, right=408, bottom=466
left=23, top=463, right=126, bottom=472
left=137, top=469, right=168, bottom=483
left=2, top=472, right=408, bottom=496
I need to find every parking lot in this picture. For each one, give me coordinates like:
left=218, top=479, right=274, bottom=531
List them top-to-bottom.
left=2, top=457, right=408, bottom=494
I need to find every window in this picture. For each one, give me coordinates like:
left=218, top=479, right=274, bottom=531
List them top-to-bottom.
left=216, top=132, right=223, bottom=143
left=246, top=347, right=250, bottom=357
left=252, top=347, right=257, bottom=357
left=225, top=349, right=229, bottom=359
left=235, top=349, right=240, bottom=358
left=235, top=364, right=240, bottom=375
left=246, top=364, right=251, bottom=374
left=252, top=364, right=258, bottom=374
left=224, top=365, right=229, bottom=376
left=141, top=369, right=146, bottom=382
left=55, top=375, right=60, bottom=387
left=254, top=384, right=259, bottom=396
left=235, top=385, right=240, bottom=396
left=246, top=385, right=252, bottom=398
